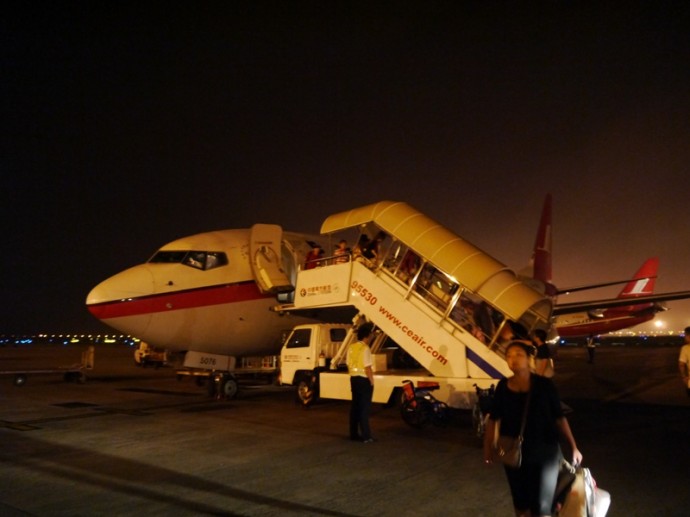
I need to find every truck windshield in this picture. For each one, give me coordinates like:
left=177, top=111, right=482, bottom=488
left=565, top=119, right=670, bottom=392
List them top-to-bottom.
left=285, top=329, right=311, bottom=349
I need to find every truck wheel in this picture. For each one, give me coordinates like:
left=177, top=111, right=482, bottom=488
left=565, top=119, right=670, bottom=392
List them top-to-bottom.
left=219, top=376, right=239, bottom=399
left=295, top=376, right=317, bottom=407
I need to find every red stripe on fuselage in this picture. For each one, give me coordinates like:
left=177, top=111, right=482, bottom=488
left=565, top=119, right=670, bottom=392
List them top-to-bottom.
left=87, top=281, right=271, bottom=320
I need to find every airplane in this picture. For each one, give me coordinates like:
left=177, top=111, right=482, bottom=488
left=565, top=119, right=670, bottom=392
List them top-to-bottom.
left=525, top=193, right=690, bottom=337
left=87, top=198, right=690, bottom=362
left=85, top=224, right=354, bottom=358
left=552, top=257, right=664, bottom=337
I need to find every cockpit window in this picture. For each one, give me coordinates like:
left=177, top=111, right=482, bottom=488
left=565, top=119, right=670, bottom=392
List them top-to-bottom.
left=149, top=251, right=228, bottom=271
left=202, top=252, right=228, bottom=270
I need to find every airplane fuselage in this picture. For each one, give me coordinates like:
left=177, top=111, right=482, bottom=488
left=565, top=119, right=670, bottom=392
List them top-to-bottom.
left=86, top=229, right=328, bottom=356
left=554, top=306, right=656, bottom=338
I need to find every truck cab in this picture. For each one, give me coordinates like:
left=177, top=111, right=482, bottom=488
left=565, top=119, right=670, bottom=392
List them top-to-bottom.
left=279, top=323, right=352, bottom=405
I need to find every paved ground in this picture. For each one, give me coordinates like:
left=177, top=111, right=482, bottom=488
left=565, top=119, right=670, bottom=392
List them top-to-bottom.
left=1, top=342, right=688, bottom=516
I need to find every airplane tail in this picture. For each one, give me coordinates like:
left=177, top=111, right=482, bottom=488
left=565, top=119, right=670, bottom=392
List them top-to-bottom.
left=526, top=193, right=558, bottom=296
left=617, top=257, right=658, bottom=300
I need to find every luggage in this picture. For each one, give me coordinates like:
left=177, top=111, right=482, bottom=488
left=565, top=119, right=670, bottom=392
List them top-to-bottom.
left=554, top=460, right=610, bottom=517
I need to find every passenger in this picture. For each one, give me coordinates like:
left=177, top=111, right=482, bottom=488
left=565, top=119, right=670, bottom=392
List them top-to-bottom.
left=362, top=231, right=387, bottom=264
left=352, top=234, right=370, bottom=261
left=333, top=239, right=350, bottom=264
left=304, top=244, right=324, bottom=270
left=397, top=250, right=420, bottom=283
left=451, top=298, right=484, bottom=342
left=474, top=302, right=496, bottom=343
left=493, top=320, right=528, bottom=356
left=532, top=329, right=554, bottom=378
left=484, top=340, right=583, bottom=517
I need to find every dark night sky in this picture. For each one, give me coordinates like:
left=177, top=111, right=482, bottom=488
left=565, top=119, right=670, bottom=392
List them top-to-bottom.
left=3, top=2, right=690, bottom=334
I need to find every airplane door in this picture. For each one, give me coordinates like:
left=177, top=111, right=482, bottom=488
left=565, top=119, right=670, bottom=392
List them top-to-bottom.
left=249, top=224, right=294, bottom=294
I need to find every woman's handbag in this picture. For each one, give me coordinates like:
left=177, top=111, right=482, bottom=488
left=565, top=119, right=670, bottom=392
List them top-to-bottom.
left=493, top=383, right=532, bottom=468
left=494, top=435, right=524, bottom=468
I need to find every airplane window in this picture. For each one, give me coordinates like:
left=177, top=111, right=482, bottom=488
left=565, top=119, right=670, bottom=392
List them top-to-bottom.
left=148, top=251, right=228, bottom=270
left=149, top=251, right=188, bottom=263
left=205, top=252, right=228, bottom=270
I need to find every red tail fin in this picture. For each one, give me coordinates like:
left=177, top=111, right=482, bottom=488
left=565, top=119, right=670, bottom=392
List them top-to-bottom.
left=531, top=194, right=556, bottom=295
left=619, top=257, right=658, bottom=298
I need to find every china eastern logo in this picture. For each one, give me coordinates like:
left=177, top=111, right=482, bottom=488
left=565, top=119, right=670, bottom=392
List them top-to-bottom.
left=300, top=285, right=333, bottom=297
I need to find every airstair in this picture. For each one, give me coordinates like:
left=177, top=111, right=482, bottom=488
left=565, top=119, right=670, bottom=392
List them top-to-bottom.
left=290, top=201, right=552, bottom=385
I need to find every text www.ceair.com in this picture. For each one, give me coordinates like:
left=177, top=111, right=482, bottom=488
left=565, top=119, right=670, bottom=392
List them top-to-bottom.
left=351, top=279, right=448, bottom=366
left=377, top=305, right=448, bottom=366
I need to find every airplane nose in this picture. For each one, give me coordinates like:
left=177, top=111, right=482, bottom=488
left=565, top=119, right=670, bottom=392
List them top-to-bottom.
left=86, top=265, right=155, bottom=319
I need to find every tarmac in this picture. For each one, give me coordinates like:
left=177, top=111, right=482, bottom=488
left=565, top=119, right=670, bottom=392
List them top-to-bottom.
left=1, top=342, right=689, bottom=516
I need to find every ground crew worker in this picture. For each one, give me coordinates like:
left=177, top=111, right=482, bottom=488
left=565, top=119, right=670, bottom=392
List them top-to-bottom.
left=347, top=322, right=375, bottom=443
left=586, top=334, right=597, bottom=364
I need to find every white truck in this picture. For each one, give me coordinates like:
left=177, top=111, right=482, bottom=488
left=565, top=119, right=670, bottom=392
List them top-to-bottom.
left=279, top=320, right=486, bottom=429
left=280, top=321, right=448, bottom=404
left=171, top=323, right=350, bottom=401
left=279, top=323, right=353, bottom=405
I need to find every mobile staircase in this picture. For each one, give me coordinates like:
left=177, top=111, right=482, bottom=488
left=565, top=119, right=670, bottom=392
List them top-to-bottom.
left=277, top=201, right=552, bottom=409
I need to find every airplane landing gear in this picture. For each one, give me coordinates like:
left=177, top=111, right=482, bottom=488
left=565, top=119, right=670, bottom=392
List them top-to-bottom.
left=210, top=373, right=239, bottom=399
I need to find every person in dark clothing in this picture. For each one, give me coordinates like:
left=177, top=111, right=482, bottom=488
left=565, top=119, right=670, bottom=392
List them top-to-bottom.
left=362, top=231, right=387, bottom=264
left=352, top=234, right=370, bottom=261
left=304, top=244, right=324, bottom=269
left=533, top=329, right=554, bottom=378
left=586, top=334, right=598, bottom=364
left=484, top=341, right=582, bottom=517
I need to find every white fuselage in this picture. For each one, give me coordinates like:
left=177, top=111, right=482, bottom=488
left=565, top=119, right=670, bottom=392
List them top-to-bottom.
left=86, top=229, right=328, bottom=356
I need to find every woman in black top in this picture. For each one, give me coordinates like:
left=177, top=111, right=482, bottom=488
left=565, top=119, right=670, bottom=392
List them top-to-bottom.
left=483, top=340, right=583, bottom=517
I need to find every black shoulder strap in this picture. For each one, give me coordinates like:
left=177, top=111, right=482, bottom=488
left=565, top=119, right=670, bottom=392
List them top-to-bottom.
left=518, top=378, right=532, bottom=439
